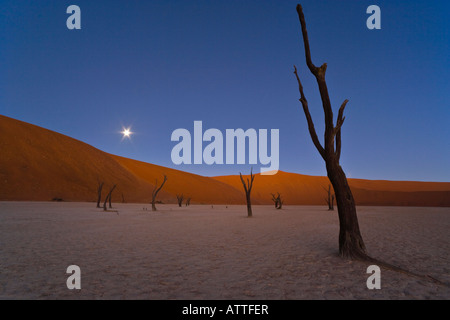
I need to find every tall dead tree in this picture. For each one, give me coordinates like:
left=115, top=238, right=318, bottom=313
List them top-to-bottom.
left=294, top=4, right=366, bottom=259
left=239, top=169, right=255, bottom=217
left=151, top=175, right=167, bottom=211
left=96, top=182, right=104, bottom=208
left=103, top=184, right=116, bottom=211
left=323, top=185, right=335, bottom=211
left=271, top=192, right=283, bottom=209
left=176, top=194, right=184, bottom=207
left=185, top=197, right=191, bottom=207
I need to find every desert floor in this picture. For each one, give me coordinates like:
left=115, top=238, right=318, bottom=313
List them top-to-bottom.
left=0, top=202, right=448, bottom=300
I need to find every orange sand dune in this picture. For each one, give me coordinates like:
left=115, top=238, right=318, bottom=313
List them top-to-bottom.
left=1, top=114, right=449, bottom=206
left=0, top=115, right=242, bottom=204
left=0, top=115, right=157, bottom=203
left=112, top=155, right=244, bottom=204
left=214, top=171, right=330, bottom=205
left=214, top=172, right=450, bottom=207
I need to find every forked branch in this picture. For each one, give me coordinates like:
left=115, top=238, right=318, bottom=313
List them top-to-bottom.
left=296, top=4, right=334, bottom=145
left=294, top=66, right=325, bottom=159
left=335, top=99, right=348, bottom=161
left=239, top=168, right=255, bottom=217
left=239, top=169, right=255, bottom=194
left=151, top=175, right=168, bottom=211
left=103, top=184, right=116, bottom=211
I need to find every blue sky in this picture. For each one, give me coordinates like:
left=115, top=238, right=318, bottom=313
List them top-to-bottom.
left=1, top=0, right=449, bottom=181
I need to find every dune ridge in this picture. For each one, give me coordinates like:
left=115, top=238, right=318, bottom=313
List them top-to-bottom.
left=1, top=114, right=449, bottom=206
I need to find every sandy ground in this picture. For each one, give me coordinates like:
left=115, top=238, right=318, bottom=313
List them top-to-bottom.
left=0, top=202, right=448, bottom=300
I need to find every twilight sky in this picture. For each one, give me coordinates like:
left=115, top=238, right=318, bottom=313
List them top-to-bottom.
left=1, top=0, right=449, bottom=181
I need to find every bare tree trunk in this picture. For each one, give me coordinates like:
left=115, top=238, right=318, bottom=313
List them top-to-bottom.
left=294, top=4, right=366, bottom=259
left=328, top=161, right=365, bottom=256
left=239, top=169, right=255, bottom=217
left=151, top=175, right=167, bottom=211
left=96, top=182, right=104, bottom=208
left=103, top=184, right=116, bottom=211
left=323, top=185, right=334, bottom=210
left=109, top=190, right=113, bottom=208
left=271, top=192, right=283, bottom=209
left=271, top=193, right=278, bottom=208
left=277, top=193, right=283, bottom=210
left=176, top=194, right=184, bottom=207
left=246, top=194, right=252, bottom=217
left=331, top=194, right=334, bottom=210
left=186, top=197, right=191, bottom=206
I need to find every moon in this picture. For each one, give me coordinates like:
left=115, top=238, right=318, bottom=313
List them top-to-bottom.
left=121, top=127, right=133, bottom=139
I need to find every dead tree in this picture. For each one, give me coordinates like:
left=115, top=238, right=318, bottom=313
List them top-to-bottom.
left=294, top=4, right=366, bottom=259
left=239, top=169, right=255, bottom=217
left=151, top=175, right=167, bottom=211
left=96, top=182, right=104, bottom=208
left=103, top=184, right=116, bottom=211
left=323, top=185, right=335, bottom=211
left=108, top=189, right=114, bottom=208
left=271, top=192, right=283, bottom=209
left=271, top=193, right=278, bottom=208
left=277, top=193, right=283, bottom=209
left=176, top=194, right=184, bottom=207
left=185, top=197, right=191, bottom=206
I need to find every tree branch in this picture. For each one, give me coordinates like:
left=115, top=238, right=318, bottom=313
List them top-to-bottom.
left=296, top=4, right=318, bottom=75
left=296, top=4, right=334, bottom=152
left=294, top=66, right=325, bottom=159
left=335, top=99, right=348, bottom=133
left=335, top=100, right=348, bottom=161
left=248, top=168, right=255, bottom=192
left=240, top=169, right=255, bottom=194
left=239, top=173, right=248, bottom=194
left=153, top=175, right=167, bottom=198
left=152, top=179, right=158, bottom=197
left=103, top=184, right=116, bottom=211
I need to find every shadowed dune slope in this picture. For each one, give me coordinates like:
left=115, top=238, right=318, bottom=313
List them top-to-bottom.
left=1, top=115, right=449, bottom=206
